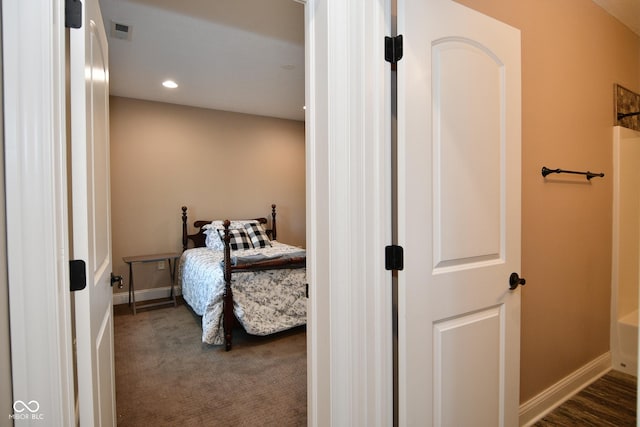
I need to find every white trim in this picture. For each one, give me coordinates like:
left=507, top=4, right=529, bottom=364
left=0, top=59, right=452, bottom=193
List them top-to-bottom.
left=2, top=0, right=75, bottom=424
left=305, top=0, right=392, bottom=425
left=304, top=1, right=322, bottom=422
left=611, top=126, right=622, bottom=376
left=112, top=286, right=181, bottom=306
left=518, top=352, right=611, bottom=426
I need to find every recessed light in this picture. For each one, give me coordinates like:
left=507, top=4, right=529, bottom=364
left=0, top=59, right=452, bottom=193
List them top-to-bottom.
left=162, top=80, right=178, bottom=89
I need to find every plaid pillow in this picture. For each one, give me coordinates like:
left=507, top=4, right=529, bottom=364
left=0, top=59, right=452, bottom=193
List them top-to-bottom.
left=244, top=222, right=272, bottom=248
left=218, top=228, right=252, bottom=250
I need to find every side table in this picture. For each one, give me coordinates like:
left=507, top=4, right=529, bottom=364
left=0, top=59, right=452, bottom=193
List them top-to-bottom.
left=122, top=252, right=180, bottom=315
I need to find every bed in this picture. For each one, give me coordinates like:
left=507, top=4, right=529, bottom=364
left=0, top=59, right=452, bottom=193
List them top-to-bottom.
left=179, top=205, right=306, bottom=350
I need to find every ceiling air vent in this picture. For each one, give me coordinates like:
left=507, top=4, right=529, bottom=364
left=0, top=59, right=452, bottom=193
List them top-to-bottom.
left=110, top=21, right=132, bottom=41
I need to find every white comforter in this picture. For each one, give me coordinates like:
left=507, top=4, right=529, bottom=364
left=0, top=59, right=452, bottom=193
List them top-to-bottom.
left=178, top=242, right=307, bottom=345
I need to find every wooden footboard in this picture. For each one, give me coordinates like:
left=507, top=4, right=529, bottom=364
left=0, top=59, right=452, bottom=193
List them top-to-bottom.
left=220, top=220, right=305, bottom=351
left=221, top=220, right=234, bottom=351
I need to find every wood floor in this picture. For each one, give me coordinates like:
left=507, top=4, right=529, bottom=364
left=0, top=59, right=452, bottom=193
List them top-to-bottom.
left=534, top=370, right=637, bottom=427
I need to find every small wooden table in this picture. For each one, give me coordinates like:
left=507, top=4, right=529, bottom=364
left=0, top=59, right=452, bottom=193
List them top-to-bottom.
left=122, top=252, right=180, bottom=315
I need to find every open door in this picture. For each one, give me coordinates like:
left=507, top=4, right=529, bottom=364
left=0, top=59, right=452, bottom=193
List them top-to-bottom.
left=70, top=0, right=116, bottom=424
left=397, top=0, right=522, bottom=425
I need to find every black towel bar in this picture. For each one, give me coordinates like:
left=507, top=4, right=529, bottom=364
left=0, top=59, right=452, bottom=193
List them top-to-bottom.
left=617, top=111, right=640, bottom=120
left=541, top=166, right=604, bottom=181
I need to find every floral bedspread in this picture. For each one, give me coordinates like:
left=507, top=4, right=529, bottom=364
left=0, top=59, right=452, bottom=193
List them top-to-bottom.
left=178, top=242, right=307, bottom=345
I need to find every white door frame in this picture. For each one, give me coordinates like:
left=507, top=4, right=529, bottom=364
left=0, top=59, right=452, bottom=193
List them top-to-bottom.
left=2, top=0, right=75, bottom=425
left=4, top=0, right=392, bottom=425
left=305, top=0, right=392, bottom=424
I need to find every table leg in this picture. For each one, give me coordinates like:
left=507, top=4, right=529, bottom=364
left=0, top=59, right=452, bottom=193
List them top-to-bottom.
left=168, top=258, right=177, bottom=307
left=128, top=262, right=133, bottom=306
left=131, top=263, right=137, bottom=315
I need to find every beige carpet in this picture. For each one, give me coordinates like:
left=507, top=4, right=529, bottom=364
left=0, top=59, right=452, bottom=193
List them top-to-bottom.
left=114, top=300, right=307, bottom=426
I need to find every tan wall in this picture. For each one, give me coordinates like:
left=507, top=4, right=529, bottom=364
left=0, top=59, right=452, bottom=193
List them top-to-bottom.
left=456, top=0, right=640, bottom=403
left=110, top=96, right=305, bottom=293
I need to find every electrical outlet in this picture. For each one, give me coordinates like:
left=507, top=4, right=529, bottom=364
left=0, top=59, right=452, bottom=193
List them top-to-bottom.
left=157, top=260, right=165, bottom=270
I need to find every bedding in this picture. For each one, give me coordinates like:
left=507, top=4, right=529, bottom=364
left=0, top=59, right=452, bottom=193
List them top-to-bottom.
left=179, top=241, right=307, bottom=345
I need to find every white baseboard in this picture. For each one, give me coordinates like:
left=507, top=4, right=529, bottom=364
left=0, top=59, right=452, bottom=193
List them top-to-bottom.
left=112, top=285, right=181, bottom=306
left=519, top=352, right=612, bottom=426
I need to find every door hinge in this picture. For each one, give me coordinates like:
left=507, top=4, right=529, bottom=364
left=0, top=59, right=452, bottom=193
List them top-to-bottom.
left=65, top=0, right=82, bottom=29
left=385, top=35, right=403, bottom=64
left=385, top=245, right=404, bottom=271
left=69, top=260, right=87, bottom=291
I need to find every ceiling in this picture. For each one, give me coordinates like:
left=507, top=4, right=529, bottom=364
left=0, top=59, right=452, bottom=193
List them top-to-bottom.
left=98, top=0, right=305, bottom=121
left=99, top=0, right=639, bottom=123
left=592, top=0, right=640, bottom=37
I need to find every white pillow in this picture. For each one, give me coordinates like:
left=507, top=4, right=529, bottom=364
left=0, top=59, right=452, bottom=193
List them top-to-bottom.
left=205, top=220, right=258, bottom=230
left=203, top=227, right=224, bottom=250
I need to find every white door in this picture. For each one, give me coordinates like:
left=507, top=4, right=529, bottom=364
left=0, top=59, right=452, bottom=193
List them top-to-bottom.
left=70, top=0, right=116, bottom=425
left=397, top=0, right=522, bottom=425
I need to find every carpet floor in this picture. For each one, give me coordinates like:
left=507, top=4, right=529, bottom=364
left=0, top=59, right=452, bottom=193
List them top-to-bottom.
left=114, top=300, right=307, bottom=426
left=116, top=302, right=636, bottom=426
left=534, top=370, right=637, bottom=426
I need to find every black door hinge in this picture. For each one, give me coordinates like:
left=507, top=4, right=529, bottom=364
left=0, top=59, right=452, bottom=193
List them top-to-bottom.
left=65, top=0, right=82, bottom=29
left=385, top=35, right=403, bottom=64
left=385, top=245, right=404, bottom=271
left=70, top=260, right=87, bottom=291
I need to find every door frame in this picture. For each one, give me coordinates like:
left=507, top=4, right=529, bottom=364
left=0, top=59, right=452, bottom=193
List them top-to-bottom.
left=2, top=0, right=75, bottom=424
left=4, top=0, right=392, bottom=425
left=304, top=0, right=392, bottom=424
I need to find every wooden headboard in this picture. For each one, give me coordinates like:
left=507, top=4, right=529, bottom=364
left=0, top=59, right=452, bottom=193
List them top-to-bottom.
left=181, top=204, right=277, bottom=251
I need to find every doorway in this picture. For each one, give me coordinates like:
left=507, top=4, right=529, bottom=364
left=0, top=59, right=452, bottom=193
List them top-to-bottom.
left=3, top=0, right=394, bottom=425
left=101, top=0, right=308, bottom=424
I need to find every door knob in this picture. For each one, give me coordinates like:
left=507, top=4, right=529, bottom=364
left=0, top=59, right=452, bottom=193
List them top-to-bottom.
left=111, top=272, right=124, bottom=288
left=509, top=272, right=526, bottom=290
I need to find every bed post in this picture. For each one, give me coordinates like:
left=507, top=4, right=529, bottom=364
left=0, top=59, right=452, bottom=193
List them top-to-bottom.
left=271, top=204, right=277, bottom=240
left=181, top=206, right=188, bottom=252
left=222, top=220, right=234, bottom=351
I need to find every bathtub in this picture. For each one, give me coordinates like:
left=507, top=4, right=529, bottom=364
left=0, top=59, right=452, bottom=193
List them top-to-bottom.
left=611, top=126, right=640, bottom=377
left=614, top=309, right=638, bottom=375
